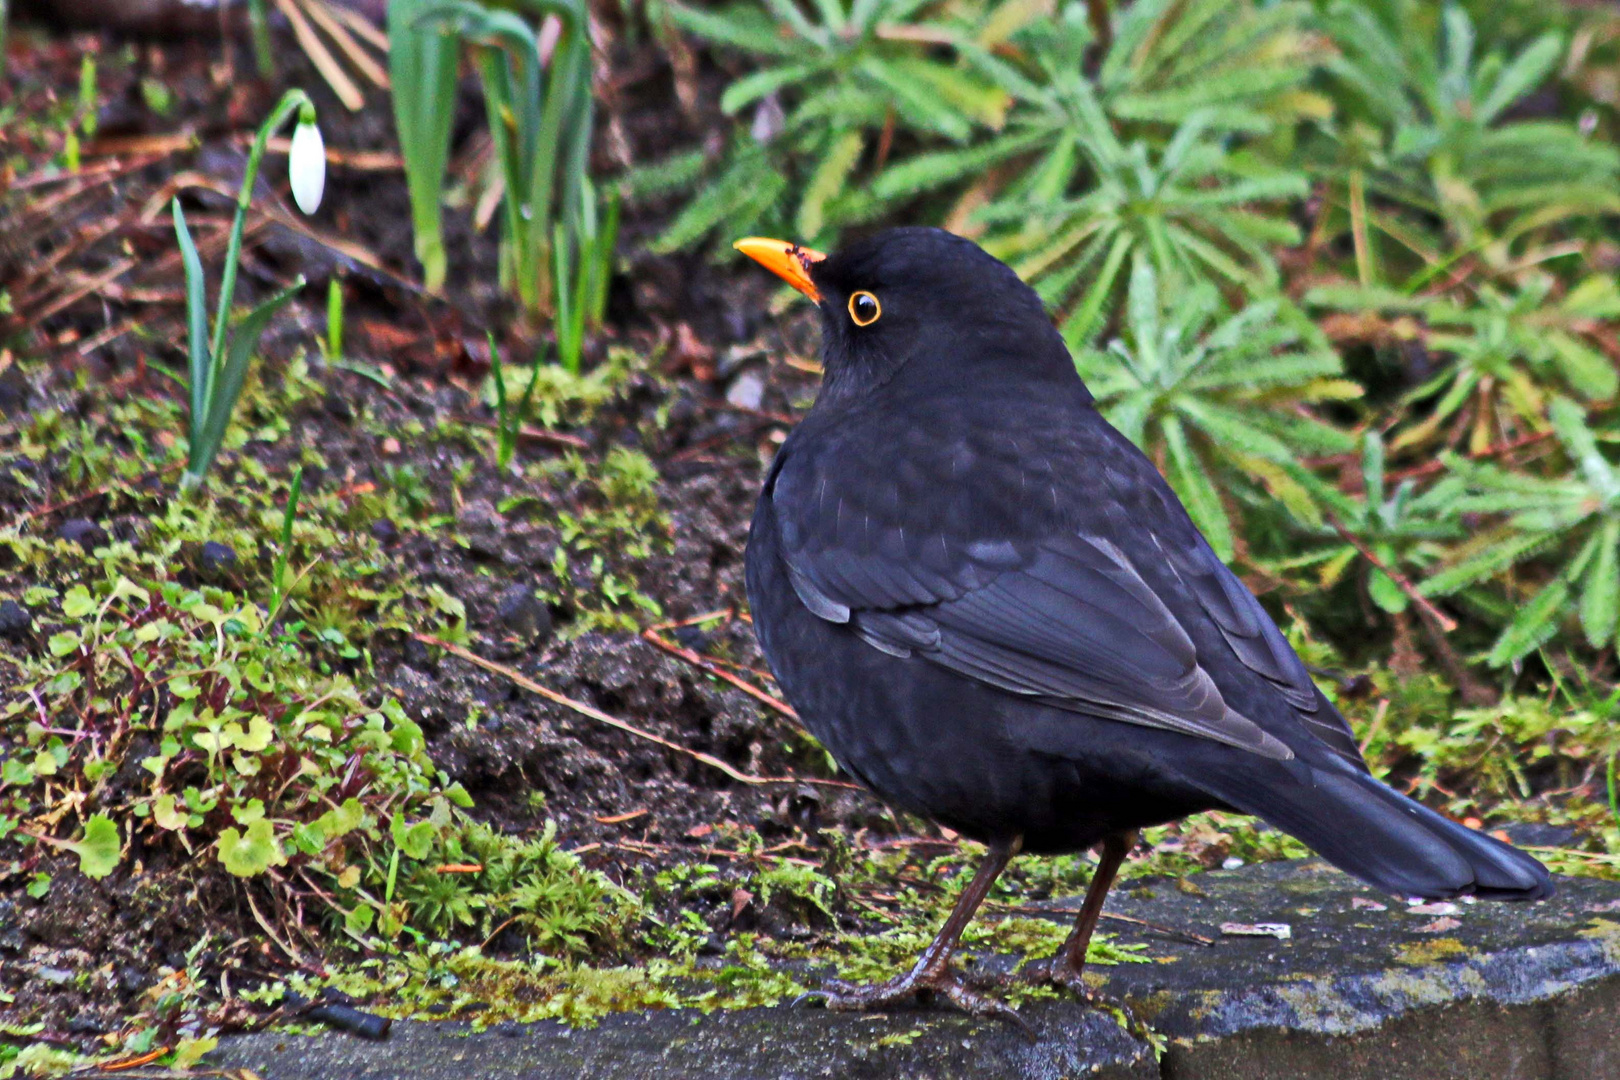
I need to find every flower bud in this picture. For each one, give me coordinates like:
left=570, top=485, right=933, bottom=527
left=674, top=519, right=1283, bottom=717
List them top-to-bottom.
left=289, top=116, right=325, bottom=215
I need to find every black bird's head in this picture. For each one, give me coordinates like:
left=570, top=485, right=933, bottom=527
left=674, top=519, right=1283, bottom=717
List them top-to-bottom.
left=735, top=227, right=1082, bottom=402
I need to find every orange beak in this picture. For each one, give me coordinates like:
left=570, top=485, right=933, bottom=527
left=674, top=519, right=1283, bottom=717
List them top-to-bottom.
left=733, top=237, right=826, bottom=302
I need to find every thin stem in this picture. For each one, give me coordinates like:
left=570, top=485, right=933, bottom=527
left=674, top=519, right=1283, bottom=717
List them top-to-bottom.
left=211, top=89, right=311, bottom=367
left=325, top=277, right=343, bottom=360
left=267, top=465, right=305, bottom=626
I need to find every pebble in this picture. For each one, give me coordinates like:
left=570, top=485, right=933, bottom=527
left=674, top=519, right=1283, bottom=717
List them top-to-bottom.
left=725, top=369, right=766, bottom=411
left=323, top=391, right=354, bottom=421
left=459, top=498, right=502, bottom=532
left=459, top=499, right=504, bottom=558
left=57, top=517, right=107, bottom=552
left=198, top=541, right=238, bottom=576
left=496, top=585, right=551, bottom=641
left=0, top=600, right=32, bottom=637
left=672, top=624, right=709, bottom=652
left=118, top=965, right=150, bottom=997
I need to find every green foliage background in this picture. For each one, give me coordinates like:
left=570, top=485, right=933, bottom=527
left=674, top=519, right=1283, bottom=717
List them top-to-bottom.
left=638, top=0, right=1620, bottom=680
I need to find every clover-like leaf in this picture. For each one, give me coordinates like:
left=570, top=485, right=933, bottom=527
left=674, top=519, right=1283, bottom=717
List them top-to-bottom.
left=61, top=586, right=96, bottom=619
left=152, top=794, right=188, bottom=831
left=71, top=814, right=121, bottom=879
left=218, top=820, right=286, bottom=877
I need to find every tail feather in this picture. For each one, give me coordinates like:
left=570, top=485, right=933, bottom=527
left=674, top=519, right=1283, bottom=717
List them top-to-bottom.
left=1196, top=763, right=1553, bottom=901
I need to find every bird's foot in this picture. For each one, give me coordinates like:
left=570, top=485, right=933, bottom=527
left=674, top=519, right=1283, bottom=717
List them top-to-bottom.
left=1018, top=953, right=1091, bottom=998
left=1015, top=956, right=1155, bottom=1044
left=805, top=967, right=1030, bottom=1034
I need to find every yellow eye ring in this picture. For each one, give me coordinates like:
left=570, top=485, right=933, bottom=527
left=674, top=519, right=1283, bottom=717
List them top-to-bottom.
left=848, top=291, right=881, bottom=327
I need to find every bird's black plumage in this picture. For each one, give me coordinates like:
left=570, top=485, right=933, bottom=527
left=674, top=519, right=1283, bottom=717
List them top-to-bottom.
left=740, top=226, right=1550, bottom=1018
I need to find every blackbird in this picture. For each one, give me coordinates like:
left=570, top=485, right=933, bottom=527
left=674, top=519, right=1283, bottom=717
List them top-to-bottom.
left=736, top=227, right=1552, bottom=1022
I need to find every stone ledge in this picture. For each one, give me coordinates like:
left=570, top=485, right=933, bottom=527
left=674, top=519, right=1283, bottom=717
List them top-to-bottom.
left=1087, top=860, right=1620, bottom=1080
left=213, top=861, right=1620, bottom=1080
left=216, top=1003, right=1155, bottom=1080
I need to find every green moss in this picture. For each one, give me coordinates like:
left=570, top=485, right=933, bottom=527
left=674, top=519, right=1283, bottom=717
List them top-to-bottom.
left=1392, top=938, right=1472, bottom=966
left=874, top=1028, right=924, bottom=1047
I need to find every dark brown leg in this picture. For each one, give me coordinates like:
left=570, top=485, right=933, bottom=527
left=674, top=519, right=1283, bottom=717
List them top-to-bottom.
left=1032, top=830, right=1136, bottom=994
left=815, top=837, right=1025, bottom=1027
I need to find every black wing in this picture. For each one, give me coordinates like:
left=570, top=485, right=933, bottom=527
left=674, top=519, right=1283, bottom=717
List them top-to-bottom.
left=767, top=394, right=1363, bottom=767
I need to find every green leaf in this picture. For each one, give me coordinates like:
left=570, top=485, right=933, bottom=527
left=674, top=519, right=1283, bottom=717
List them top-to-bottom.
left=390, top=0, right=462, bottom=291
left=663, top=3, right=799, bottom=58
left=1476, top=33, right=1562, bottom=125
left=855, top=56, right=972, bottom=142
left=720, top=61, right=822, bottom=115
left=796, top=129, right=863, bottom=240
left=866, top=129, right=1048, bottom=200
left=651, top=148, right=785, bottom=253
left=172, top=198, right=212, bottom=428
left=1061, top=230, right=1132, bottom=350
left=181, top=279, right=301, bottom=487
left=1547, top=334, right=1618, bottom=402
left=1550, top=396, right=1617, bottom=499
left=1163, top=415, right=1233, bottom=562
left=1579, top=518, right=1620, bottom=648
left=1422, top=531, right=1551, bottom=597
left=1368, top=568, right=1408, bottom=614
left=1487, top=576, right=1569, bottom=667
left=61, top=586, right=96, bottom=619
left=229, top=715, right=275, bottom=753
left=1, top=757, right=34, bottom=786
left=152, top=794, right=188, bottom=831
left=310, top=797, right=366, bottom=844
left=232, top=798, right=267, bottom=825
left=391, top=813, right=436, bottom=860
left=71, top=814, right=121, bottom=879
left=218, top=819, right=286, bottom=877
left=345, top=903, right=376, bottom=935
left=171, top=1036, right=219, bottom=1071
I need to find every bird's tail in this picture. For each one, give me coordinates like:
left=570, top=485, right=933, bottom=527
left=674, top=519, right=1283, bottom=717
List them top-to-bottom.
left=1194, top=762, right=1552, bottom=900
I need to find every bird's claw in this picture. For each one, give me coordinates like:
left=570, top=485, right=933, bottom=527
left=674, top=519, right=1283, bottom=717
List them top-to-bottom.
left=1014, top=954, right=1091, bottom=997
left=1015, top=957, right=1154, bottom=1043
left=811, top=969, right=1032, bottom=1036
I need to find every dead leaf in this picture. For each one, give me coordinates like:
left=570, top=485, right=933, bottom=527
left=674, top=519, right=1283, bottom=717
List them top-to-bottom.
left=1406, top=901, right=1459, bottom=916
left=1220, top=922, right=1292, bottom=940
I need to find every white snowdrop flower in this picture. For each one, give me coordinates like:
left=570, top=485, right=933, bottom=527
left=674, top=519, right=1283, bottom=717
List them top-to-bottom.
left=288, top=116, right=326, bottom=215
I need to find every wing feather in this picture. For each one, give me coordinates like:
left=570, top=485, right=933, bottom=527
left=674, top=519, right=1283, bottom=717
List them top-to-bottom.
left=765, top=394, right=1357, bottom=767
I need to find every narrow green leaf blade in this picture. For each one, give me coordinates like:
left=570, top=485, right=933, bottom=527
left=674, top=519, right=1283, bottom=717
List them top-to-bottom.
left=171, top=199, right=212, bottom=437
left=1580, top=518, right=1620, bottom=648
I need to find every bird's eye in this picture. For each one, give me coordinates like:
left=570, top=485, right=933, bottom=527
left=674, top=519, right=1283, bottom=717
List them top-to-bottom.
left=848, top=291, right=881, bottom=327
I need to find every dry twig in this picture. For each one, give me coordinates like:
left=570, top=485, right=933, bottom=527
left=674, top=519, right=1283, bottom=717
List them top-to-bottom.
left=642, top=614, right=798, bottom=720
left=413, top=633, right=857, bottom=790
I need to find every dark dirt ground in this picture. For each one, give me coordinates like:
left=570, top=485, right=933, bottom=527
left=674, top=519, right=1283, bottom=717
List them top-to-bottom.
left=0, top=12, right=925, bottom=1047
